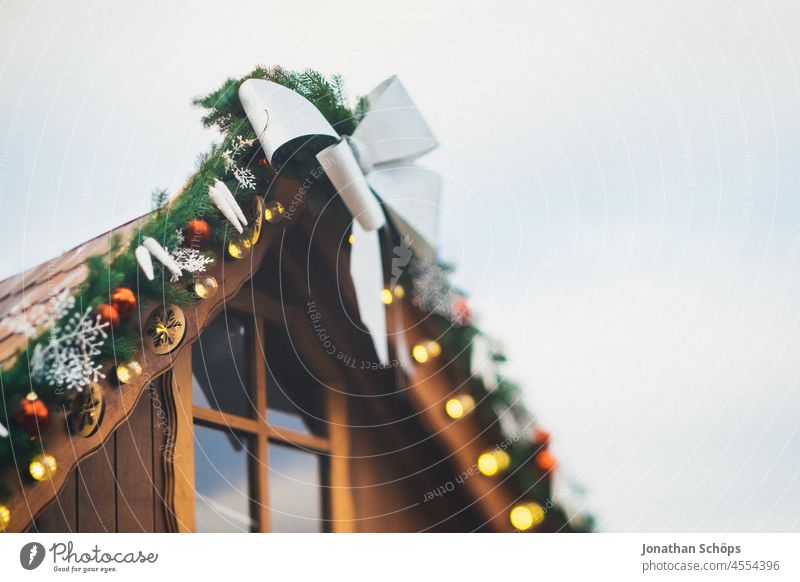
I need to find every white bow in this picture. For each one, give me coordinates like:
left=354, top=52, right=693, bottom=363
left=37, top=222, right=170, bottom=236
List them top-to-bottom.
left=239, top=76, right=441, bottom=364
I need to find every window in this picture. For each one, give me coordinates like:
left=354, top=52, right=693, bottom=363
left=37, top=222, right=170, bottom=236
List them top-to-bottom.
left=190, top=305, right=332, bottom=532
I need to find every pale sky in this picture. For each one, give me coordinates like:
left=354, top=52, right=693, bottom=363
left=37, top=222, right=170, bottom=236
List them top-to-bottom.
left=1, top=0, right=799, bottom=531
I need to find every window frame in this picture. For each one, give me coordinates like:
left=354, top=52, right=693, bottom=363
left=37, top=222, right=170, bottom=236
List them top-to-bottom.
left=171, top=287, right=353, bottom=532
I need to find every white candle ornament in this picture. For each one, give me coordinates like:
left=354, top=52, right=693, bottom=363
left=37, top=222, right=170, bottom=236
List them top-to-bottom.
left=208, top=184, right=244, bottom=233
left=142, top=237, right=182, bottom=280
left=135, top=245, right=155, bottom=281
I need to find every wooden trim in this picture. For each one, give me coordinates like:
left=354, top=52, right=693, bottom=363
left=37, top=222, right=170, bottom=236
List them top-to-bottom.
left=227, top=287, right=292, bottom=324
left=252, top=316, right=270, bottom=532
left=170, top=349, right=196, bottom=533
left=326, top=387, right=356, bottom=532
left=191, top=406, right=260, bottom=434
left=265, top=425, right=330, bottom=452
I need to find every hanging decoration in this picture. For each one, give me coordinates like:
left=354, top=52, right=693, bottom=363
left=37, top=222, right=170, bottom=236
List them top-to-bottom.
left=222, top=135, right=257, bottom=190
left=208, top=180, right=247, bottom=234
left=251, top=196, right=264, bottom=244
left=183, top=218, right=212, bottom=247
left=227, top=236, right=252, bottom=259
left=142, top=237, right=182, bottom=280
left=135, top=245, right=155, bottom=280
left=192, top=275, right=219, bottom=300
left=110, top=287, right=137, bottom=318
left=96, top=303, right=120, bottom=328
left=30, top=305, right=110, bottom=393
left=144, top=305, right=186, bottom=355
left=115, top=361, right=143, bottom=384
left=68, top=382, right=105, bottom=438
left=15, top=392, right=50, bottom=439
left=29, top=454, right=57, bottom=482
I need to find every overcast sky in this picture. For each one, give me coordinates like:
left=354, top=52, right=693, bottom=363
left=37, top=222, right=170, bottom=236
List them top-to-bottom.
left=2, top=0, right=799, bottom=532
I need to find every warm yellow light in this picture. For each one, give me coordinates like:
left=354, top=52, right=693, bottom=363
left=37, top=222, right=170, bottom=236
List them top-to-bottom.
left=264, top=202, right=285, bottom=223
left=348, top=233, right=355, bottom=245
left=228, top=237, right=252, bottom=259
left=193, top=275, right=219, bottom=299
left=392, top=285, right=405, bottom=299
left=380, top=289, right=394, bottom=305
left=424, top=340, right=442, bottom=358
left=412, top=344, right=429, bottom=363
left=116, top=361, right=143, bottom=384
left=445, top=394, right=475, bottom=419
left=495, top=449, right=511, bottom=471
left=477, top=452, right=499, bottom=476
left=29, top=454, right=57, bottom=482
left=510, top=503, right=545, bottom=531
left=0, top=504, right=9, bottom=531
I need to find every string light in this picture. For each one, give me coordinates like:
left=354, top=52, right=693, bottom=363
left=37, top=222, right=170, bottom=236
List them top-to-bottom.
left=264, top=201, right=285, bottom=223
left=348, top=233, right=355, bottom=245
left=227, top=236, right=252, bottom=259
left=193, top=275, right=219, bottom=299
left=392, top=285, right=405, bottom=299
left=380, top=289, right=394, bottom=305
left=424, top=340, right=441, bottom=358
left=412, top=343, right=429, bottom=363
left=116, top=361, right=143, bottom=384
left=445, top=394, right=475, bottom=419
left=477, top=449, right=511, bottom=476
left=29, top=454, right=57, bottom=482
left=510, top=503, right=545, bottom=531
left=0, top=504, right=9, bottom=531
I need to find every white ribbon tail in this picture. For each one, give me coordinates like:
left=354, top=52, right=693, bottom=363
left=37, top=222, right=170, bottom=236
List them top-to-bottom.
left=316, top=141, right=386, bottom=232
left=214, top=180, right=247, bottom=227
left=208, top=184, right=244, bottom=234
left=350, top=223, right=389, bottom=363
left=142, top=237, right=182, bottom=280
left=135, top=245, right=155, bottom=281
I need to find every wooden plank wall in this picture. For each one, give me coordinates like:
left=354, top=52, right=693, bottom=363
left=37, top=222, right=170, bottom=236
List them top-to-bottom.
left=29, top=378, right=173, bottom=533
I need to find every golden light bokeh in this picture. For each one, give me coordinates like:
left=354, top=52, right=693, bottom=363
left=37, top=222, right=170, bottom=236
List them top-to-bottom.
left=193, top=275, right=219, bottom=300
left=392, top=284, right=405, bottom=299
left=380, top=289, right=394, bottom=305
left=424, top=340, right=442, bottom=358
left=412, top=344, right=429, bottom=363
left=116, top=361, right=143, bottom=384
left=445, top=394, right=475, bottom=419
left=477, top=452, right=499, bottom=476
left=29, top=454, right=57, bottom=482
left=510, top=503, right=545, bottom=531
left=0, top=504, right=9, bottom=531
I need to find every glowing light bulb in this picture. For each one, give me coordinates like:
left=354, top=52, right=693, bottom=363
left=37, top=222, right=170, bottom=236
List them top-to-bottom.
left=264, top=202, right=285, bottom=223
left=348, top=233, right=355, bottom=245
left=228, top=237, right=252, bottom=259
left=193, top=275, right=219, bottom=299
left=392, top=285, right=405, bottom=299
left=380, top=289, right=394, bottom=305
left=424, top=340, right=441, bottom=358
left=412, top=344, right=429, bottom=363
left=116, top=361, right=143, bottom=384
left=445, top=394, right=475, bottom=419
left=495, top=449, right=511, bottom=471
left=477, top=452, right=499, bottom=476
left=29, top=454, right=57, bottom=481
left=510, top=503, right=545, bottom=531
left=0, top=504, right=9, bottom=531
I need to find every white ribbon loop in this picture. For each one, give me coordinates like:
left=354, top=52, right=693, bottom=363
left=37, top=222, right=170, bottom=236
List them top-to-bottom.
left=238, top=76, right=439, bottom=241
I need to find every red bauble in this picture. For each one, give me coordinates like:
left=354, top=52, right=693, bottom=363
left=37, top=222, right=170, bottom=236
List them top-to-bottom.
left=257, top=157, right=269, bottom=167
left=183, top=219, right=212, bottom=248
left=111, top=287, right=137, bottom=318
left=452, top=296, right=472, bottom=326
left=97, top=303, right=120, bottom=328
left=16, top=393, right=50, bottom=439
left=533, top=428, right=551, bottom=447
left=535, top=450, right=557, bottom=473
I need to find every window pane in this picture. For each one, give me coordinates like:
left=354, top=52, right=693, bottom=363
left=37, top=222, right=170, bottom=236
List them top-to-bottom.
left=192, top=310, right=255, bottom=417
left=266, top=372, right=317, bottom=434
left=194, top=425, right=255, bottom=532
left=268, top=443, right=323, bottom=532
